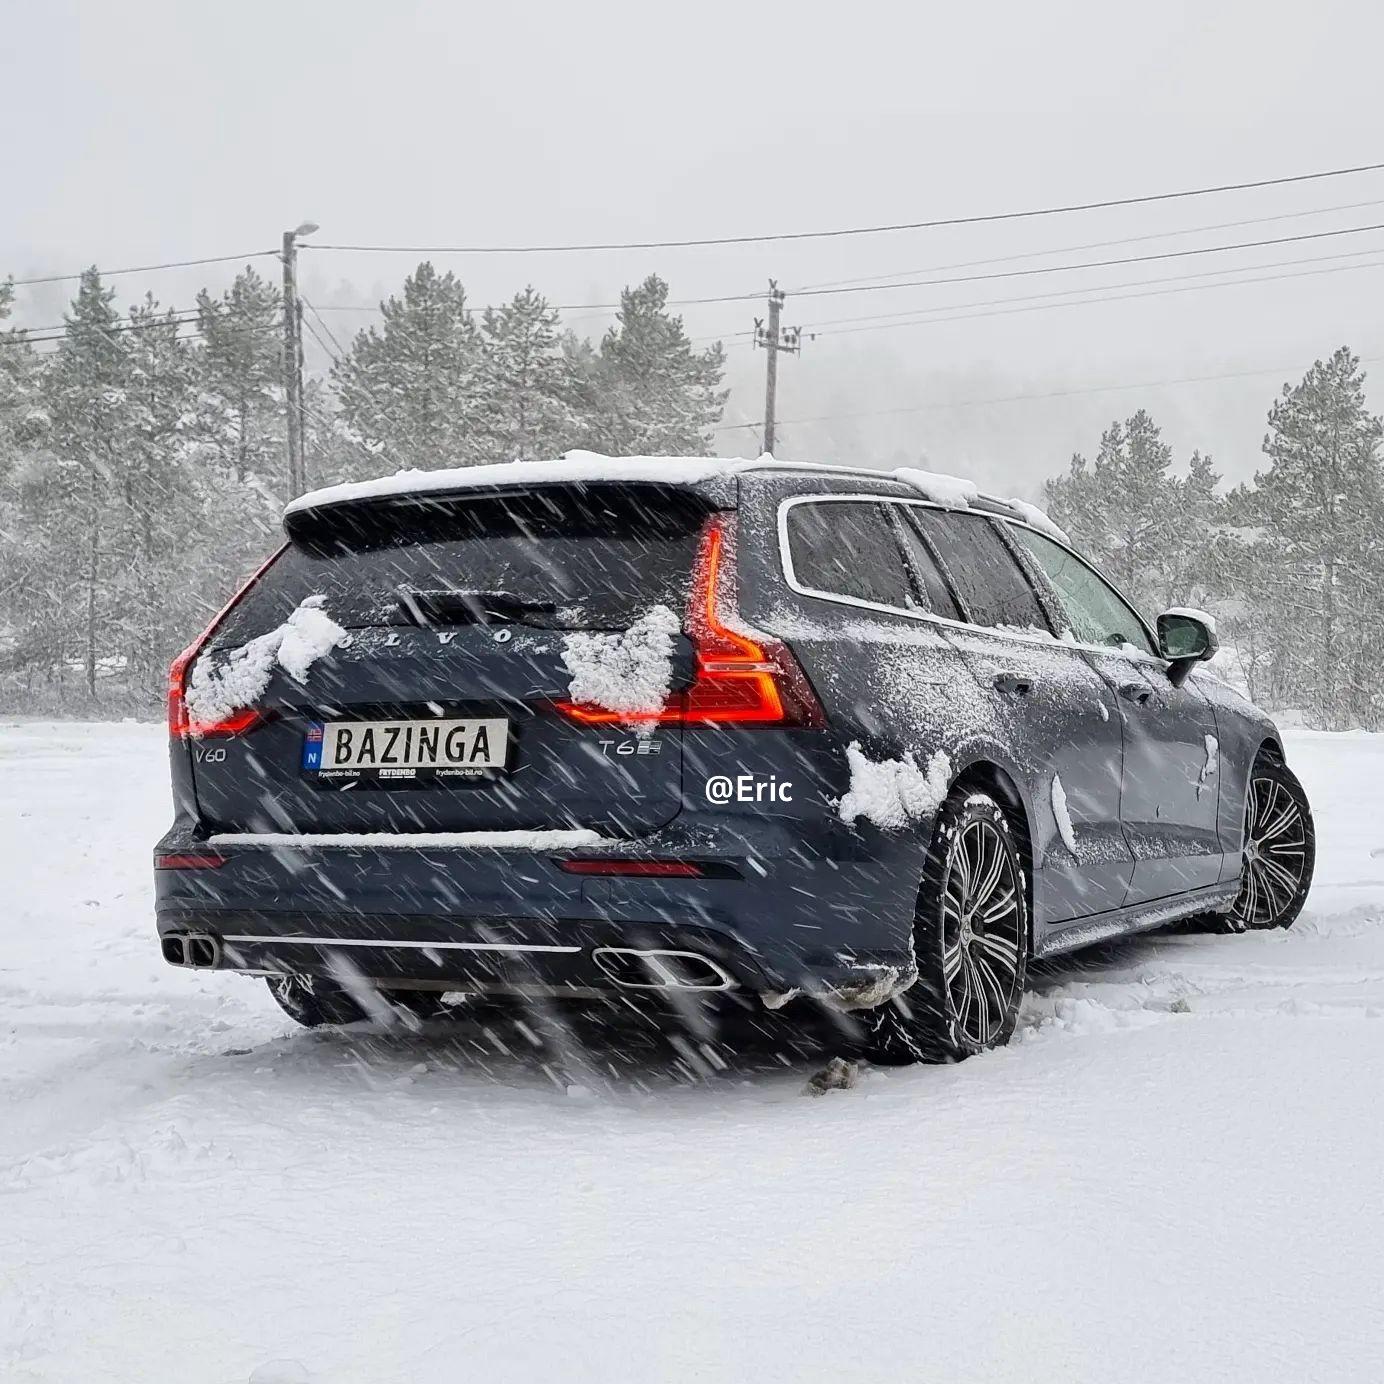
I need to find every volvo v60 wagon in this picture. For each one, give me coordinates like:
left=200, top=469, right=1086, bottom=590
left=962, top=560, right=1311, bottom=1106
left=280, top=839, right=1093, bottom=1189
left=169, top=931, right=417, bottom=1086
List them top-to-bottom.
left=154, top=455, right=1315, bottom=1062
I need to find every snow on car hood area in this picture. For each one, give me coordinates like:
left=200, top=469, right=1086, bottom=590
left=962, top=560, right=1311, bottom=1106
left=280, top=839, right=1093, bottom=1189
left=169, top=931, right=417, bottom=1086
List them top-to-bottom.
left=5, top=722, right=1384, bottom=1382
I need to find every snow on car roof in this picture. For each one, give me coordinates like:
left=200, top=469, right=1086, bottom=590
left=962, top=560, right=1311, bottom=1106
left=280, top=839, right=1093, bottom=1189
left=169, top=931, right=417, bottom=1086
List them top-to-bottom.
left=284, top=450, right=1064, bottom=539
left=283, top=451, right=761, bottom=517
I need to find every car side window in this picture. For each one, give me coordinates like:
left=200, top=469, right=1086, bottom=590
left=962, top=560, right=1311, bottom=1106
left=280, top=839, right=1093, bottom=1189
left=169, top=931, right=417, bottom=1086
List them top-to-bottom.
left=786, top=501, right=915, bottom=610
left=906, top=509, right=1052, bottom=633
left=1009, top=525, right=1156, bottom=656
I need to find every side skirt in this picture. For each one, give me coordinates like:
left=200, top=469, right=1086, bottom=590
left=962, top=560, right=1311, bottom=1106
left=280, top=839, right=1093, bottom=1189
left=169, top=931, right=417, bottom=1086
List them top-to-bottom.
left=1034, top=881, right=1239, bottom=960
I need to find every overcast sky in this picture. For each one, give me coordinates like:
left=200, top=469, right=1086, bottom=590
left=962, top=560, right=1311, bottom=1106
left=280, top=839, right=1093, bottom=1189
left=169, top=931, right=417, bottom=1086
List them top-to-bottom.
left=4, top=0, right=1383, bottom=497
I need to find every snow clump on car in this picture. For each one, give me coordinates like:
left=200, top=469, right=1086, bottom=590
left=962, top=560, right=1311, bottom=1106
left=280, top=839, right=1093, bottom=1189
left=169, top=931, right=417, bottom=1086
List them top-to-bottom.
left=185, top=596, right=346, bottom=729
left=560, top=604, right=680, bottom=727
left=837, top=741, right=952, bottom=830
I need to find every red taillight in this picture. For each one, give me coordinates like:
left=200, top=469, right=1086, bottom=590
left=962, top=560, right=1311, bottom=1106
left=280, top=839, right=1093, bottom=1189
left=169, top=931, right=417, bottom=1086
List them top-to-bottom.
left=554, top=515, right=826, bottom=729
left=168, top=546, right=286, bottom=740
left=155, top=852, right=227, bottom=870
left=559, top=859, right=705, bottom=878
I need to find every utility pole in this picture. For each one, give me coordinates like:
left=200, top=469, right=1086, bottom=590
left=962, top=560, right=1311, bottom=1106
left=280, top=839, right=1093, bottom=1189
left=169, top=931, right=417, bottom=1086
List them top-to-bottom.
left=281, top=220, right=318, bottom=498
left=753, top=281, right=804, bottom=456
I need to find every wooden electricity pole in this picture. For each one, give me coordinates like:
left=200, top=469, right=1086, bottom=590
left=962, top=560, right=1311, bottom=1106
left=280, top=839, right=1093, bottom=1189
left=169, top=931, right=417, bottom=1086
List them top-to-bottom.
left=281, top=221, right=317, bottom=498
left=754, top=281, right=804, bottom=456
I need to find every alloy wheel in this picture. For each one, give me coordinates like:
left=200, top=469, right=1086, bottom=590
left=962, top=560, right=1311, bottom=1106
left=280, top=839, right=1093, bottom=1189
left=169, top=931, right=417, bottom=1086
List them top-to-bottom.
left=1232, top=773, right=1309, bottom=929
left=941, top=818, right=1024, bottom=1046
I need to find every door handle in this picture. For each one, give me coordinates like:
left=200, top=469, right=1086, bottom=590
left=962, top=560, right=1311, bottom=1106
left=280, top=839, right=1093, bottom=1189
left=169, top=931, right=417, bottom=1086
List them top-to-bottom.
left=992, top=672, right=1033, bottom=696
left=1118, top=681, right=1154, bottom=706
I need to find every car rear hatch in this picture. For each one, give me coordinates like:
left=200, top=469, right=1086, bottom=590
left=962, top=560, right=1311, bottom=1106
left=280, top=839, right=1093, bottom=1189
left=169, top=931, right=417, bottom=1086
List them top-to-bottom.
left=181, top=483, right=716, bottom=837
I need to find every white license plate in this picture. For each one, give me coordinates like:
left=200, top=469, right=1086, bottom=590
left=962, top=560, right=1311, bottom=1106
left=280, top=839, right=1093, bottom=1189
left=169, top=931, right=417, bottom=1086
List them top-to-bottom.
left=303, top=718, right=509, bottom=776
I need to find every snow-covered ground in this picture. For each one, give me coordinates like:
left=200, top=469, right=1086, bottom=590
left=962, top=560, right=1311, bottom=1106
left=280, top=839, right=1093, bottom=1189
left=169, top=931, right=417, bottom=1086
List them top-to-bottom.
left=3, top=722, right=1382, bottom=1384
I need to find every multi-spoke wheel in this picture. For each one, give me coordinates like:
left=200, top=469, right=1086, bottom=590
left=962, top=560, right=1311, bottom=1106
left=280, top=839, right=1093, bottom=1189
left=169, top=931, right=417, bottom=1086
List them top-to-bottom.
left=1225, top=756, right=1314, bottom=932
left=862, top=790, right=1029, bottom=1064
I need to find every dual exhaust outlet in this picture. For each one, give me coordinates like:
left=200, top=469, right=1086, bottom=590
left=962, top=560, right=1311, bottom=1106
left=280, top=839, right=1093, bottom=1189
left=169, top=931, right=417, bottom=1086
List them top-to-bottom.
left=161, top=932, right=222, bottom=969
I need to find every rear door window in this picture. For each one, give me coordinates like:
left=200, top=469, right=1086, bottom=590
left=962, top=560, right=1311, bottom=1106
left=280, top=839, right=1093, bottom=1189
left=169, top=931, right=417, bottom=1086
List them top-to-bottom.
left=216, top=487, right=708, bottom=646
left=786, top=500, right=915, bottom=610
left=890, top=507, right=961, bottom=620
left=906, top=509, right=1053, bottom=634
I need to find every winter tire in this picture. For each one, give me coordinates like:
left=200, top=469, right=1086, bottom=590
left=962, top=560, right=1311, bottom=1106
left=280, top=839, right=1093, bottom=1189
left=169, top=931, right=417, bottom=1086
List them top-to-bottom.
left=1222, top=754, right=1315, bottom=932
left=862, top=790, right=1029, bottom=1064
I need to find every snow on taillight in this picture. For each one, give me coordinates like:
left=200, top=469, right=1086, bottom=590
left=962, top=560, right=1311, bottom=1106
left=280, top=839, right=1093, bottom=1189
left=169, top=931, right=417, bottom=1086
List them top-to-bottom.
left=555, top=514, right=826, bottom=729
left=168, top=546, right=286, bottom=741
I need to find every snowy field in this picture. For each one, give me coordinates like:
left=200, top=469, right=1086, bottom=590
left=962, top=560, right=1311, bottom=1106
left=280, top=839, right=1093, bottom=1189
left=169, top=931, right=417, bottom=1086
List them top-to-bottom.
left=3, top=722, right=1383, bottom=1384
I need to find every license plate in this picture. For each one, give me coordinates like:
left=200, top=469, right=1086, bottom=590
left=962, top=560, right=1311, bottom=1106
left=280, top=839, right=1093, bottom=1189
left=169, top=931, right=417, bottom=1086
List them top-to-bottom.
left=302, top=718, right=509, bottom=782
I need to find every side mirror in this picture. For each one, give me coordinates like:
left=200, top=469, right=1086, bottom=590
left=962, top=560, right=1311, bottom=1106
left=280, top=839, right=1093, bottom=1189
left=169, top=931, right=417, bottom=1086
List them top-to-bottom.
left=1156, top=608, right=1218, bottom=687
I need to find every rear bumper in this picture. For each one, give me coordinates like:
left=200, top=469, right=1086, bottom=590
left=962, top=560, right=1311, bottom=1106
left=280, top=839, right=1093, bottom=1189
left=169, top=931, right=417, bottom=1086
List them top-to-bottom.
left=154, top=817, right=928, bottom=998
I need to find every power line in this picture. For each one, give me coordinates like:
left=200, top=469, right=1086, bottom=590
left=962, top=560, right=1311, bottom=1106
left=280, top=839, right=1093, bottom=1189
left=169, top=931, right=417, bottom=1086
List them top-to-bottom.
left=304, top=160, right=1384, bottom=255
left=793, top=197, right=1384, bottom=293
left=282, top=214, right=1384, bottom=324
left=788, top=219, right=1384, bottom=303
left=798, top=246, right=1384, bottom=332
left=7, top=249, right=277, bottom=289
left=697, top=250, right=1384, bottom=347
left=803, top=255, right=1384, bottom=341
left=300, top=297, right=348, bottom=360
left=2, top=308, right=289, bottom=349
left=4, top=308, right=205, bottom=339
left=298, top=312, right=339, bottom=363
left=3, top=313, right=206, bottom=347
left=24, top=321, right=280, bottom=356
left=712, top=353, right=1384, bottom=434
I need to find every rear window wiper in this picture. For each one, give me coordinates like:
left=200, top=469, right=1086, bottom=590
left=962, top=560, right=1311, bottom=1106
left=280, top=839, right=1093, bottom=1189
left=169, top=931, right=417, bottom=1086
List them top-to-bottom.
left=394, top=587, right=559, bottom=628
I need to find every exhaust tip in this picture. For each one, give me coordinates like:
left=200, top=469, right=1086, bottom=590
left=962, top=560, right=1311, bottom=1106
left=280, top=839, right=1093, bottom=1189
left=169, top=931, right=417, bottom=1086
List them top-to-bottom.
left=160, top=932, right=222, bottom=969
left=592, top=947, right=736, bottom=992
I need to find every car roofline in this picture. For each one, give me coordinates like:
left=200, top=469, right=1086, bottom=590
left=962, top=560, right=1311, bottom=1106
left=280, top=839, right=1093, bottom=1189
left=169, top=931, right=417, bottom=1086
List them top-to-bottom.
left=282, top=452, right=1048, bottom=535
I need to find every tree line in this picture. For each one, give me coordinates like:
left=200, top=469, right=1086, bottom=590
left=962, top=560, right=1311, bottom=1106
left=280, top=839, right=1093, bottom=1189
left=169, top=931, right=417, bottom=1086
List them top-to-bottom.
left=2, top=254, right=1380, bottom=731
left=0, top=263, right=726, bottom=711
left=1045, top=346, right=1384, bottom=731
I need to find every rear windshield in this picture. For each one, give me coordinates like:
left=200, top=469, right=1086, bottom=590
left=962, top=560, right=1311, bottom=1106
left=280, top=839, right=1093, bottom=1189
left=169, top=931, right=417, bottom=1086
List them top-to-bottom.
left=215, top=486, right=710, bottom=645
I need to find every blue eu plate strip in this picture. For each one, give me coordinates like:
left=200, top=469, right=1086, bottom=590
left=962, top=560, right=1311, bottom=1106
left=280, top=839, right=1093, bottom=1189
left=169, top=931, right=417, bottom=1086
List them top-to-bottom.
left=302, top=721, right=324, bottom=771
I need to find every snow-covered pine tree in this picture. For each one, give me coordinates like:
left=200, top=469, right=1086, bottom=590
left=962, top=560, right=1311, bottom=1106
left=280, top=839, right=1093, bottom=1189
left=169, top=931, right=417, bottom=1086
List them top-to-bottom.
left=332, top=262, right=484, bottom=469
left=194, top=267, right=284, bottom=491
left=36, top=268, right=134, bottom=699
left=578, top=275, right=727, bottom=456
left=0, top=279, right=47, bottom=483
left=0, top=280, right=54, bottom=703
left=477, top=287, right=581, bottom=463
left=119, top=296, right=200, bottom=700
left=1250, top=347, right=1384, bottom=729
left=1044, top=409, right=1216, bottom=616
left=1161, top=448, right=1223, bottom=610
left=1043, top=451, right=1105, bottom=558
